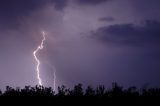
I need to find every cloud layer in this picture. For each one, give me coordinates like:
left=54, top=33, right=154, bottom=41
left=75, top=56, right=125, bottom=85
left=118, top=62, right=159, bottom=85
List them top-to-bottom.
left=92, top=20, right=160, bottom=46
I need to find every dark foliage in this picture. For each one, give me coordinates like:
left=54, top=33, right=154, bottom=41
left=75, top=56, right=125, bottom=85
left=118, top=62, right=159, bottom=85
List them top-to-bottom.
left=0, top=82, right=160, bottom=104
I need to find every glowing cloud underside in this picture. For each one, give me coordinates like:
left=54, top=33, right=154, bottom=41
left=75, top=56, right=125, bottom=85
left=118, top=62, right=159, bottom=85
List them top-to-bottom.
left=33, top=32, right=46, bottom=86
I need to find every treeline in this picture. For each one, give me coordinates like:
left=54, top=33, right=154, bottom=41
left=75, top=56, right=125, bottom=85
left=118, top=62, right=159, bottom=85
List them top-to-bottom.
left=0, top=82, right=160, bottom=98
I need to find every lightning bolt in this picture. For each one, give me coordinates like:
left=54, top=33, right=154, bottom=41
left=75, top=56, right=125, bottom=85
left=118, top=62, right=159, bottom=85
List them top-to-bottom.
left=33, top=31, right=46, bottom=86
left=53, top=66, right=56, bottom=91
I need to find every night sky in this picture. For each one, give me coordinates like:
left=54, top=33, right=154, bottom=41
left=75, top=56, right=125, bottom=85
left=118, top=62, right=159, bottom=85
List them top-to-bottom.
left=0, top=0, right=160, bottom=90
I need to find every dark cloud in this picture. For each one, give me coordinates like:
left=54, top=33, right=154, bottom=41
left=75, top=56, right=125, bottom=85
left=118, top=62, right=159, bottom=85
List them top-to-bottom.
left=0, top=0, right=68, bottom=29
left=0, top=0, right=41, bottom=24
left=51, top=0, right=68, bottom=10
left=76, top=0, right=110, bottom=5
left=131, top=0, right=160, bottom=21
left=99, top=17, right=115, bottom=22
left=92, top=20, right=160, bottom=46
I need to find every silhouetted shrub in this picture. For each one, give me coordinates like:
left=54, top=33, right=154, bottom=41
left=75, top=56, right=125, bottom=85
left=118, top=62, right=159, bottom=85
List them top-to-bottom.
left=111, top=82, right=123, bottom=97
left=69, top=84, right=83, bottom=97
left=57, top=85, right=68, bottom=97
left=96, top=85, right=105, bottom=97
left=85, top=86, right=95, bottom=97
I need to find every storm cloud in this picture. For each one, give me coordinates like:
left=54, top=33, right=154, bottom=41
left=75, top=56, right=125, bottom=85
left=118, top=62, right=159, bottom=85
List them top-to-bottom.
left=0, top=0, right=68, bottom=29
left=76, top=0, right=110, bottom=5
left=92, top=20, right=160, bottom=46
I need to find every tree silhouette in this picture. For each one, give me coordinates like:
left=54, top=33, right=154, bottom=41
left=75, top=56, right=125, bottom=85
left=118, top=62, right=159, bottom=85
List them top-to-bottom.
left=0, top=82, right=160, bottom=104
left=111, top=82, right=123, bottom=97
left=70, top=84, right=83, bottom=96
left=57, top=85, right=68, bottom=97
left=96, top=85, right=105, bottom=97
left=85, top=86, right=95, bottom=97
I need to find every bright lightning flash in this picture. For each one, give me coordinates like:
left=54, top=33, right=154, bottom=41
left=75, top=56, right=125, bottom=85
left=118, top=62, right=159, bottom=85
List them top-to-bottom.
left=33, top=32, right=46, bottom=86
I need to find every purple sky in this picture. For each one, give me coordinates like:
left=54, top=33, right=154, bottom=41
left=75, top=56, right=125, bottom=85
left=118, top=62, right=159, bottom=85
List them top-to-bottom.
left=0, top=0, right=160, bottom=90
